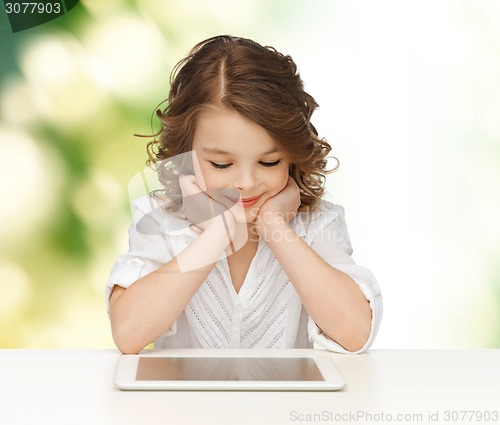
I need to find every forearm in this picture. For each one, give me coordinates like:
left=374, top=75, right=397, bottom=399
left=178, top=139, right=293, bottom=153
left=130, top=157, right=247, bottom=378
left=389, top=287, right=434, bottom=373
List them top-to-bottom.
left=110, top=214, right=234, bottom=354
left=261, top=221, right=372, bottom=352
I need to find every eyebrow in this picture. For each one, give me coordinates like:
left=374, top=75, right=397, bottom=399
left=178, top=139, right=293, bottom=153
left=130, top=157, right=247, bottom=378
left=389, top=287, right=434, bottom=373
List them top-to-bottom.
left=201, top=147, right=279, bottom=155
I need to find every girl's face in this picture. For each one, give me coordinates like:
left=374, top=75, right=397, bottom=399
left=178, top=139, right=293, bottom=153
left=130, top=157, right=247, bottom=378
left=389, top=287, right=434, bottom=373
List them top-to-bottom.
left=192, top=106, right=290, bottom=223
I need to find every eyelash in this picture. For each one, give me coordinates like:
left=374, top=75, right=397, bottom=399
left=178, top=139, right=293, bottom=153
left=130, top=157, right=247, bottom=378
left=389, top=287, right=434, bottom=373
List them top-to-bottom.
left=209, top=160, right=281, bottom=170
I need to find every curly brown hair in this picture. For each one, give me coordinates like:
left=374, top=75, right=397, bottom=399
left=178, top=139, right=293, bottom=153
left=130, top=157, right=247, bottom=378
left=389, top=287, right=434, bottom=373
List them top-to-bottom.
left=143, top=35, right=337, bottom=212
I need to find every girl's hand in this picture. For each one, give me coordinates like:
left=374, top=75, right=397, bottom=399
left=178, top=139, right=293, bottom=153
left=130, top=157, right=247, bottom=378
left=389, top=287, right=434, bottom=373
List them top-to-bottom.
left=179, top=174, right=228, bottom=231
left=178, top=175, right=247, bottom=253
left=255, top=176, right=301, bottom=233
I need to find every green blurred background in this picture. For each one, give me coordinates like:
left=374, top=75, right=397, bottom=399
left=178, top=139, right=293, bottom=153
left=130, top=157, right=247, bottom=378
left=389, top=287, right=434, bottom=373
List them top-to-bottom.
left=1, top=0, right=499, bottom=349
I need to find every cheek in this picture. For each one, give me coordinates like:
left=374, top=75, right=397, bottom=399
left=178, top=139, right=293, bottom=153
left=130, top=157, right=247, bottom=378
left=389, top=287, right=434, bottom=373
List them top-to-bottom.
left=196, top=165, right=223, bottom=191
left=271, top=167, right=290, bottom=193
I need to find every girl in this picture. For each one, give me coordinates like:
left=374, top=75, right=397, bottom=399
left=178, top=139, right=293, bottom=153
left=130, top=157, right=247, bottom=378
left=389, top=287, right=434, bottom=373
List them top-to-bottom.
left=106, top=35, right=382, bottom=354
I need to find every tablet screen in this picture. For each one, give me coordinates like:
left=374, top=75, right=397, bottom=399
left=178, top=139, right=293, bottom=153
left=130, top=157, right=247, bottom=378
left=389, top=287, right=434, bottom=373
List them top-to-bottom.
left=136, top=357, right=325, bottom=381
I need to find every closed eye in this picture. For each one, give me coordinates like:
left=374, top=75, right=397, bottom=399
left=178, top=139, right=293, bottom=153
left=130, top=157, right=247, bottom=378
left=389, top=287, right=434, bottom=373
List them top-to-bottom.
left=209, top=160, right=281, bottom=169
left=260, top=160, right=281, bottom=167
left=209, top=161, right=232, bottom=169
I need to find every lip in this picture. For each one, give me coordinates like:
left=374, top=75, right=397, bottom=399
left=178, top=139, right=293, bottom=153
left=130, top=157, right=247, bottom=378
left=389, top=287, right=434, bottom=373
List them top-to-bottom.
left=228, top=194, right=263, bottom=208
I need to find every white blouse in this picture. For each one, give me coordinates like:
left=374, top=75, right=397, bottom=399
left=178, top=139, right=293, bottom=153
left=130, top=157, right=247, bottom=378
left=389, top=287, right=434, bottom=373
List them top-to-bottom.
left=105, top=195, right=383, bottom=353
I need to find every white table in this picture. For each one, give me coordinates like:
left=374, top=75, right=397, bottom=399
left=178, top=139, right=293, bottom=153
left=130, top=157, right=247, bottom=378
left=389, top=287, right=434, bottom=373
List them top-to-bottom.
left=1, top=349, right=499, bottom=425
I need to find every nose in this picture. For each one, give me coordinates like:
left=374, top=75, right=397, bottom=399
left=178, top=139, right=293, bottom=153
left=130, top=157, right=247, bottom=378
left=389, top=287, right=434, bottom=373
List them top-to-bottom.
left=233, top=167, right=258, bottom=193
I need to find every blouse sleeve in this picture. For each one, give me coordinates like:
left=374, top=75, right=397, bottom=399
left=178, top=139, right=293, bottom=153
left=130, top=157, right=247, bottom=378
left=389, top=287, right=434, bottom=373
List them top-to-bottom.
left=104, top=196, right=174, bottom=316
left=305, top=202, right=383, bottom=354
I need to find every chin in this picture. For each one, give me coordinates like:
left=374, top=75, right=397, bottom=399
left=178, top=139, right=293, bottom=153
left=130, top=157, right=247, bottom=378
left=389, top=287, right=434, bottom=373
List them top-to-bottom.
left=242, top=204, right=262, bottom=222
left=245, top=210, right=259, bottom=223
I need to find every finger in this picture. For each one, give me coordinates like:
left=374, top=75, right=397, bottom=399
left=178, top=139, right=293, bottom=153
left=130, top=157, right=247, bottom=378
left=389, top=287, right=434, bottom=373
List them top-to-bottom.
left=178, top=174, right=200, bottom=197
left=179, top=176, right=223, bottom=224
left=208, top=188, right=239, bottom=211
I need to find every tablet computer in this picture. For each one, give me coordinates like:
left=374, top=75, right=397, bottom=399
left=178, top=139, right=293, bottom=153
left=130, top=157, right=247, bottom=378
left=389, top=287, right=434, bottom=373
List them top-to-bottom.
left=115, top=349, right=346, bottom=391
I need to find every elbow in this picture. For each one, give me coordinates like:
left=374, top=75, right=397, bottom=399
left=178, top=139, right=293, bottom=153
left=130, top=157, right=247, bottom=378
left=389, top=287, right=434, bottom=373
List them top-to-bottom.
left=109, top=302, right=149, bottom=354
left=321, top=305, right=372, bottom=353
left=344, top=308, right=372, bottom=353
left=319, top=321, right=371, bottom=353
left=111, top=322, right=148, bottom=355
left=328, top=326, right=370, bottom=353
left=342, top=331, right=370, bottom=353
left=113, top=332, right=146, bottom=355
left=119, top=346, right=142, bottom=355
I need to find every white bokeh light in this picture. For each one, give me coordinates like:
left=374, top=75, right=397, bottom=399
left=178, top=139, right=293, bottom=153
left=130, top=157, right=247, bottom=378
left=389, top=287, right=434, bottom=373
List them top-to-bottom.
left=83, top=13, right=169, bottom=102
left=19, top=34, right=107, bottom=127
left=0, top=126, right=63, bottom=248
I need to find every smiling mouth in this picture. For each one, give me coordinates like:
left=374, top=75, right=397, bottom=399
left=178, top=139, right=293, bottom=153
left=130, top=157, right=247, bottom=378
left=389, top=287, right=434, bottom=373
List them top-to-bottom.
left=228, top=194, right=263, bottom=208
